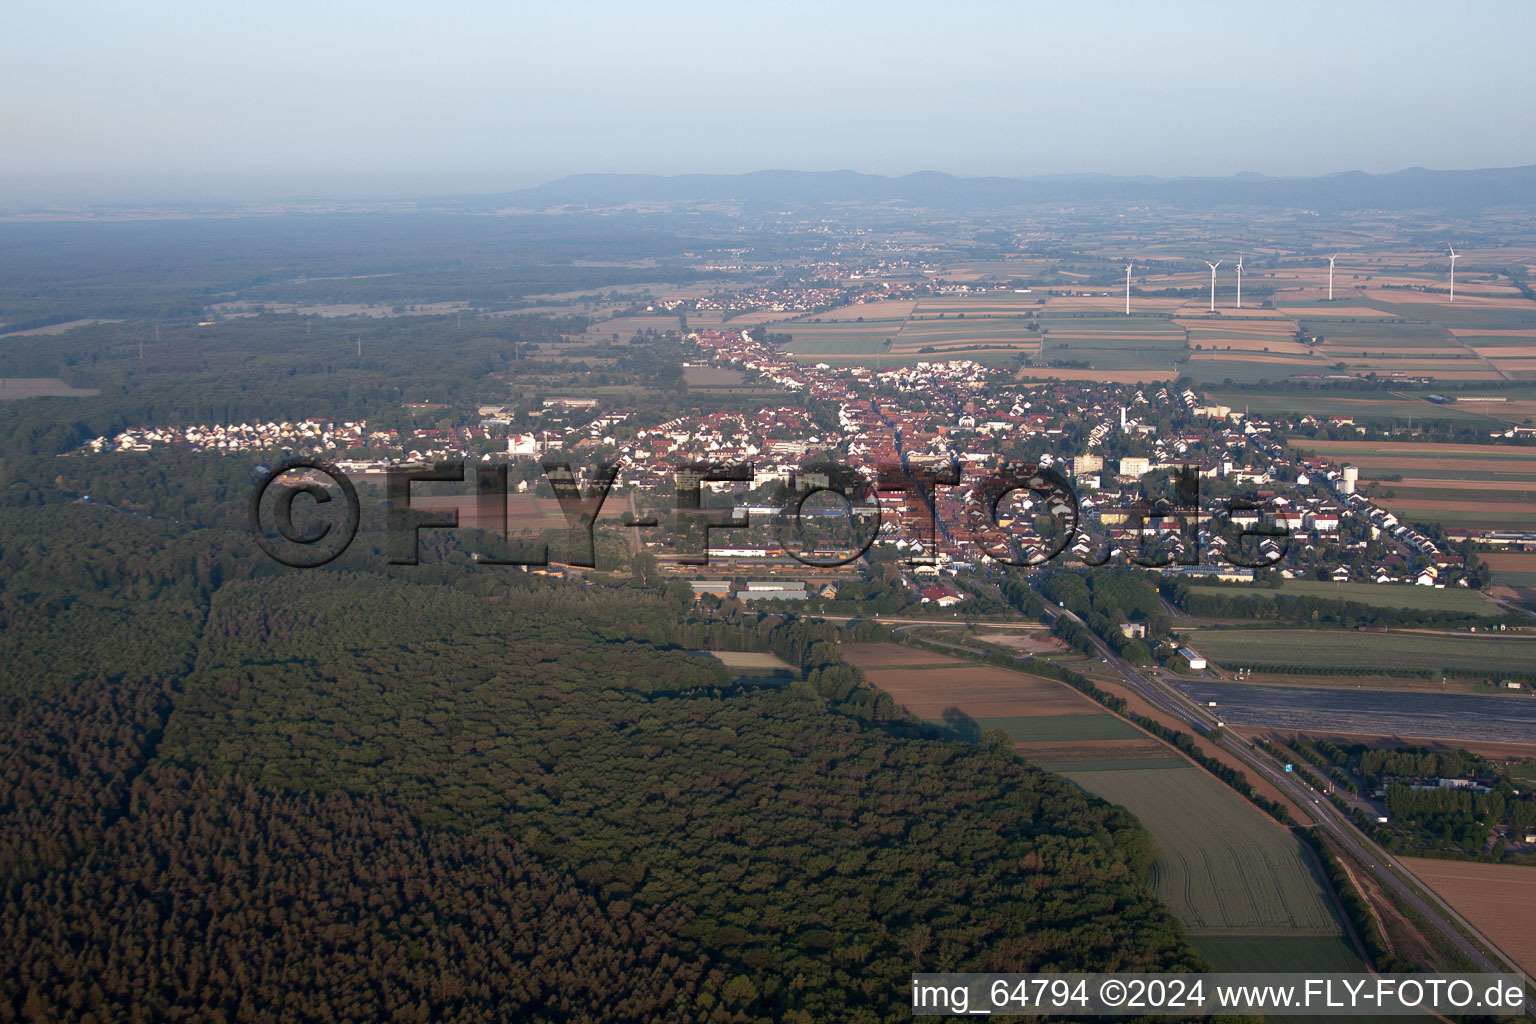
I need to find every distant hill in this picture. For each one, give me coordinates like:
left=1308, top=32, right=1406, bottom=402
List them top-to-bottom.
left=488, top=165, right=1536, bottom=214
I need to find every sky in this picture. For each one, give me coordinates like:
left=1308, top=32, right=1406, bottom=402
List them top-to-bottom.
left=4, top=0, right=1534, bottom=203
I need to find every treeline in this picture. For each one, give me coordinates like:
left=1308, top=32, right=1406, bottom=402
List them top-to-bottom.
left=1040, top=570, right=1170, bottom=665
left=1165, top=581, right=1510, bottom=630
left=1286, top=740, right=1536, bottom=862
left=1362, top=747, right=1480, bottom=781
left=1296, top=829, right=1407, bottom=972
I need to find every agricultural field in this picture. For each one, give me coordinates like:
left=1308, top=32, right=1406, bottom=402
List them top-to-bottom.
left=912, top=294, right=1042, bottom=317
left=812, top=298, right=917, bottom=320
left=584, top=313, right=685, bottom=339
left=776, top=313, right=1039, bottom=365
left=1033, top=316, right=1185, bottom=370
left=1182, top=317, right=1310, bottom=357
left=1183, top=352, right=1320, bottom=384
left=682, top=364, right=748, bottom=387
left=1016, top=367, right=1177, bottom=383
left=0, top=377, right=99, bottom=399
left=1205, top=388, right=1513, bottom=424
left=1291, top=439, right=1536, bottom=531
left=1483, top=551, right=1536, bottom=588
left=1180, top=580, right=1501, bottom=614
left=1186, top=628, right=1536, bottom=676
left=839, top=643, right=962, bottom=668
left=845, top=643, right=1353, bottom=959
left=700, top=650, right=797, bottom=682
left=847, top=660, right=1105, bottom=720
left=1173, top=678, right=1536, bottom=745
left=1060, top=764, right=1346, bottom=936
left=1400, top=859, right=1536, bottom=975
left=1194, top=935, right=1366, bottom=973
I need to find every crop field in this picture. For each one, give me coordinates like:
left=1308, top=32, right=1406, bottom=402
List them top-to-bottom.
left=913, top=294, right=1042, bottom=316
left=812, top=298, right=917, bottom=320
left=1367, top=301, right=1536, bottom=331
left=777, top=309, right=1041, bottom=363
left=585, top=314, right=686, bottom=339
left=1034, top=316, right=1186, bottom=370
left=890, top=318, right=1039, bottom=355
left=1182, top=318, right=1308, bottom=357
left=779, top=320, right=900, bottom=356
left=1302, top=320, right=1455, bottom=349
left=1183, top=354, right=1319, bottom=384
left=683, top=365, right=748, bottom=387
left=1015, top=366, right=1177, bottom=383
left=0, top=377, right=99, bottom=399
left=1205, top=389, right=1506, bottom=424
left=1295, top=438, right=1536, bottom=468
left=1292, top=439, right=1536, bottom=530
left=1384, top=502, right=1536, bottom=529
left=1484, top=551, right=1536, bottom=588
left=1181, top=580, right=1499, bottom=614
left=1187, top=628, right=1536, bottom=676
left=840, top=643, right=965, bottom=667
left=701, top=650, right=795, bottom=673
left=849, top=662, right=1105, bottom=719
left=971, top=713, right=1146, bottom=742
left=1015, top=737, right=1179, bottom=768
left=1060, top=765, right=1345, bottom=936
left=1400, top=859, right=1536, bottom=975
left=1194, top=935, right=1365, bottom=973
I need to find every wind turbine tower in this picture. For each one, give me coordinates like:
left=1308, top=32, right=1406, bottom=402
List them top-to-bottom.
left=1448, top=245, right=1460, bottom=303
left=1328, top=253, right=1339, bottom=301
left=1235, top=254, right=1244, bottom=309
left=1204, top=260, right=1221, bottom=312
left=1124, top=263, right=1133, bottom=315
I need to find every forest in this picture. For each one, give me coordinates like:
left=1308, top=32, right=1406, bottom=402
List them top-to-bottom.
left=0, top=469, right=1205, bottom=1022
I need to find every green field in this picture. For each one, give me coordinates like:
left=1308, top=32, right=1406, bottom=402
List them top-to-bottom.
left=1367, top=302, right=1536, bottom=330
left=1032, top=320, right=1185, bottom=373
left=1302, top=320, right=1454, bottom=348
left=779, top=321, right=900, bottom=355
left=1183, top=357, right=1311, bottom=384
left=1206, top=389, right=1508, bottom=424
left=1387, top=505, right=1536, bottom=530
left=1183, top=580, right=1499, bottom=614
left=1188, top=628, right=1536, bottom=674
left=973, top=713, right=1145, bottom=742
left=1059, top=764, right=1346, bottom=936
left=1194, top=934, right=1365, bottom=972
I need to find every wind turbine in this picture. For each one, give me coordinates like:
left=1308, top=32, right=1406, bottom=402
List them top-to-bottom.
left=1448, top=245, right=1460, bottom=302
left=1235, top=253, right=1244, bottom=309
left=1327, top=253, right=1340, bottom=301
left=1205, top=260, right=1221, bottom=312
left=1124, top=262, right=1133, bottom=315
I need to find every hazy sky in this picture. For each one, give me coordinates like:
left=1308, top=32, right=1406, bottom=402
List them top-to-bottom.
left=4, top=0, right=1534, bottom=202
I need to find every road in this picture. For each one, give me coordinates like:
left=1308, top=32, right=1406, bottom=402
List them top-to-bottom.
left=821, top=599, right=1533, bottom=1008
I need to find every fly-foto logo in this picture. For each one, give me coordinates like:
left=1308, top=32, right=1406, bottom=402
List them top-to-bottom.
left=250, top=458, right=1289, bottom=570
